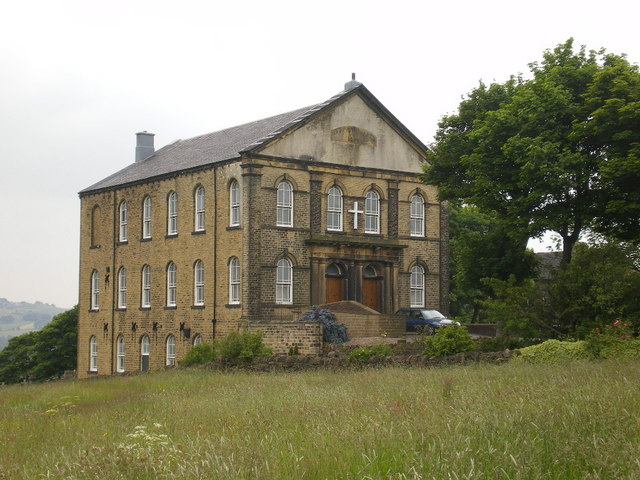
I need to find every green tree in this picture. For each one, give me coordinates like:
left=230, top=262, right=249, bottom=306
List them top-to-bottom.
left=424, top=39, right=640, bottom=264
left=0, top=306, right=77, bottom=384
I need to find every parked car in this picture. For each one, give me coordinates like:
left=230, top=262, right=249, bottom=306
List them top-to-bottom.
left=396, top=308, right=461, bottom=334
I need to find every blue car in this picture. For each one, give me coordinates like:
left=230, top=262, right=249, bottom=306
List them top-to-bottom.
left=396, top=308, right=460, bottom=334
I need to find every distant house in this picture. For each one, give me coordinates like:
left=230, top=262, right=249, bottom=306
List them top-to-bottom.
left=77, top=78, right=449, bottom=377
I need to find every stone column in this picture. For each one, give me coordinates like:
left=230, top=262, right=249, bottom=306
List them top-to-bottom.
left=242, top=161, right=263, bottom=318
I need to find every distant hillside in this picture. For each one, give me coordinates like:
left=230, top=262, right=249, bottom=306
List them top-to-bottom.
left=0, top=298, right=65, bottom=350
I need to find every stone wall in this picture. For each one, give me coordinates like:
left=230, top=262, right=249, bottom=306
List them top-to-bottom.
left=337, top=313, right=405, bottom=338
left=247, top=320, right=322, bottom=355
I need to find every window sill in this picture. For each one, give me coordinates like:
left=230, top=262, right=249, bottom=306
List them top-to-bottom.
left=226, top=225, right=241, bottom=231
left=192, top=230, right=206, bottom=236
left=165, top=234, right=178, bottom=239
left=140, top=237, right=152, bottom=242
left=116, top=240, right=128, bottom=246
left=90, top=245, right=101, bottom=249
left=225, top=303, right=241, bottom=308
left=191, top=305, right=205, bottom=310
left=164, top=306, right=177, bottom=310
left=139, top=307, right=151, bottom=311
left=115, top=308, right=126, bottom=312
left=89, top=309, right=99, bottom=313
left=87, top=370, right=98, bottom=375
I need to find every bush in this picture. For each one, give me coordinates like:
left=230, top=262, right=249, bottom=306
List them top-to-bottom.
left=300, top=306, right=348, bottom=344
left=585, top=321, right=640, bottom=359
left=423, top=325, right=475, bottom=357
left=217, top=331, right=273, bottom=359
left=475, top=335, right=537, bottom=352
left=515, top=339, right=590, bottom=363
left=179, top=342, right=217, bottom=366
left=347, top=344, right=392, bottom=363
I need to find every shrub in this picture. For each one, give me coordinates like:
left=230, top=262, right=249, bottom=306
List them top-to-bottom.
left=300, top=306, right=348, bottom=344
left=585, top=321, right=640, bottom=359
left=423, top=325, right=475, bottom=357
left=217, top=332, right=273, bottom=360
left=475, top=335, right=537, bottom=352
left=515, top=339, right=590, bottom=363
left=179, top=342, right=217, bottom=366
left=347, top=344, right=392, bottom=363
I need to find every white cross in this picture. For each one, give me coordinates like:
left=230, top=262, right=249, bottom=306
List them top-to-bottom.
left=348, top=201, right=364, bottom=229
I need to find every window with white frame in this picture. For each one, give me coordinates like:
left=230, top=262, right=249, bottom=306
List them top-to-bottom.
left=229, top=180, right=240, bottom=226
left=276, top=181, right=293, bottom=227
left=194, top=186, right=205, bottom=231
left=327, top=186, right=343, bottom=231
left=365, top=190, right=380, bottom=234
left=167, top=191, right=177, bottom=235
left=410, top=195, right=425, bottom=237
left=142, top=196, right=152, bottom=239
left=118, top=201, right=127, bottom=242
left=229, top=257, right=240, bottom=304
left=276, top=258, right=292, bottom=304
left=194, top=260, right=204, bottom=306
left=166, top=262, right=177, bottom=307
left=141, top=265, right=151, bottom=308
left=410, top=265, right=425, bottom=307
left=117, top=267, right=127, bottom=309
left=90, top=270, right=99, bottom=311
left=116, top=335, right=125, bottom=372
left=140, top=335, right=150, bottom=371
left=166, top=335, right=176, bottom=366
left=89, top=336, right=98, bottom=372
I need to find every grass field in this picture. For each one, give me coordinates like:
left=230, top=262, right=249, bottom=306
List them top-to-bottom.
left=1, top=359, right=638, bottom=479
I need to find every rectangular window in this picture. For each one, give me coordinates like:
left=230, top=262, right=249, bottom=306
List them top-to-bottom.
left=230, top=181, right=240, bottom=226
left=195, top=187, right=205, bottom=231
left=168, top=192, right=177, bottom=235
left=143, top=197, right=152, bottom=239
left=119, top=202, right=128, bottom=242
left=229, top=258, right=240, bottom=304
left=194, top=261, right=204, bottom=306
left=167, top=265, right=176, bottom=307
left=141, top=266, right=151, bottom=308
left=118, top=269, right=127, bottom=309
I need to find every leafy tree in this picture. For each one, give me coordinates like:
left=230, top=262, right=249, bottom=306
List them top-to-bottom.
left=424, top=39, right=640, bottom=264
left=449, top=204, right=536, bottom=321
left=0, top=306, right=77, bottom=384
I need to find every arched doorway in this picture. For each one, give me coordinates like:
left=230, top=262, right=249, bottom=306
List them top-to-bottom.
left=325, top=263, right=345, bottom=303
left=362, top=265, right=380, bottom=312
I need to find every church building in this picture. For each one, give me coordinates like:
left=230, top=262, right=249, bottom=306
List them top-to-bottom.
left=77, top=78, right=449, bottom=377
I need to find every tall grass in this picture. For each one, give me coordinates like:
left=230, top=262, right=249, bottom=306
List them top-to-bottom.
left=1, top=359, right=638, bottom=479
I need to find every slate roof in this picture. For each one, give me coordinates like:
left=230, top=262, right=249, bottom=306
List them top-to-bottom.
left=80, top=84, right=426, bottom=195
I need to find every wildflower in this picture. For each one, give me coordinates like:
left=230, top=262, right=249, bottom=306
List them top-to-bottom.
left=613, top=320, right=620, bottom=326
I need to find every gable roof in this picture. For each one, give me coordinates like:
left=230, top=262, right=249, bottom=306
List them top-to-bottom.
left=80, top=84, right=427, bottom=195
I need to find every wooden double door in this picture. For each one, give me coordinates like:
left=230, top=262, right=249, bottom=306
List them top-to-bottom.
left=325, top=263, right=381, bottom=312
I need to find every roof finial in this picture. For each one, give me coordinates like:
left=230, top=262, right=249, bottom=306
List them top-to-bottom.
left=344, top=73, right=362, bottom=91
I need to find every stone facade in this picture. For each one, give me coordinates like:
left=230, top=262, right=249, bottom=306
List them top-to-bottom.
left=77, top=82, right=449, bottom=378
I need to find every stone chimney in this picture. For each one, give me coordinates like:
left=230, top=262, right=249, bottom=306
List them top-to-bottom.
left=344, top=73, right=362, bottom=90
left=135, top=131, right=155, bottom=162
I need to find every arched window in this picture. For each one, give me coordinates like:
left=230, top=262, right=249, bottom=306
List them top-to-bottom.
left=229, top=180, right=240, bottom=227
left=276, top=181, right=293, bottom=227
left=194, top=186, right=205, bottom=231
left=327, top=186, right=343, bottom=231
left=364, top=190, right=380, bottom=234
left=167, top=191, right=178, bottom=235
left=410, top=195, right=425, bottom=237
left=142, top=196, right=152, bottom=239
left=118, top=201, right=128, bottom=242
left=229, top=257, right=240, bottom=304
left=276, top=258, right=293, bottom=304
left=194, top=260, right=204, bottom=306
left=166, top=262, right=177, bottom=307
left=326, top=263, right=343, bottom=276
left=141, top=265, right=151, bottom=308
left=410, top=265, right=425, bottom=307
left=117, top=267, right=127, bottom=309
left=90, top=270, right=99, bottom=311
left=193, top=334, right=203, bottom=346
left=116, top=335, right=125, bottom=373
left=140, top=335, right=150, bottom=372
left=166, top=335, right=176, bottom=366
left=89, top=336, right=98, bottom=372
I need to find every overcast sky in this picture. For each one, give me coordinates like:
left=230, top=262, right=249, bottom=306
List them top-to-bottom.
left=1, top=0, right=638, bottom=309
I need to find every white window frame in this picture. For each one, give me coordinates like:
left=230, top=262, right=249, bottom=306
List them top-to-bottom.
left=229, top=180, right=240, bottom=227
left=276, top=181, right=293, bottom=227
left=194, top=186, right=205, bottom=231
left=327, top=186, right=343, bottom=231
left=365, top=190, right=380, bottom=234
left=167, top=191, right=178, bottom=235
left=410, top=195, right=425, bottom=237
left=142, top=196, right=152, bottom=239
left=119, top=201, right=128, bottom=242
left=229, top=257, right=240, bottom=304
left=276, top=258, right=293, bottom=304
left=194, top=260, right=204, bottom=306
left=166, top=262, right=177, bottom=307
left=141, top=265, right=151, bottom=308
left=410, top=265, right=425, bottom=308
left=117, top=267, right=127, bottom=309
left=90, top=270, right=99, bottom=311
left=116, top=335, right=125, bottom=373
left=140, top=335, right=150, bottom=370
left=166, top=335, right=176, bottom=366
left=89, top=336, right=98, bottom=372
